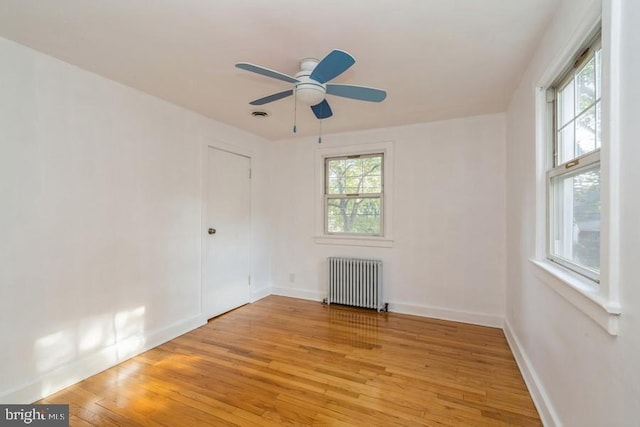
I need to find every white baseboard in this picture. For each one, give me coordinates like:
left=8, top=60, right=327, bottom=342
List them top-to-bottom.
left=250, top=285, right=272, bottom=302
left=271, top=287, right=502, bottom=328
left=272, top=287, right=324, bottom=302
left=389, top=302, right=504, bottom=328
left=0, top=314, right=206, bottom=404
left=503, top=319, right=559, bottom=427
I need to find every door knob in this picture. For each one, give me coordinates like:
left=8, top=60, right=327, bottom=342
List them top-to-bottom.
left=208, top=228, right=216, bottom=235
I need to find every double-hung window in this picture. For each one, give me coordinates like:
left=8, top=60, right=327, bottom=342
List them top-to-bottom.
left=547, top=34, right=602, bottom=281
left=324, top=153, right=383, bottom=236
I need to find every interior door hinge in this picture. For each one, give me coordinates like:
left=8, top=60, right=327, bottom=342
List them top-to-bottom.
left=249, top=168, right=252, bottom=179
left=248, top=275, right=251, bottom=286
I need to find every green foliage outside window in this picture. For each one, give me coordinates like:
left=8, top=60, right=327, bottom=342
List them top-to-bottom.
left=325, top=154, right=382, bottom=235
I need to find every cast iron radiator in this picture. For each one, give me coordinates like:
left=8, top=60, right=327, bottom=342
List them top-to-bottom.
left=324, top=257, right=387, bottom=312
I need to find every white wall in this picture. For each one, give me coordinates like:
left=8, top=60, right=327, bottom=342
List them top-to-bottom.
left=505, top=0, right=640, bottom=425
left=0, top=37, right=272, bottom=403
left=270, top=114, right=506, bottom=326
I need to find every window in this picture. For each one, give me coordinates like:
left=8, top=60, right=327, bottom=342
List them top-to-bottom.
left=533, top=9, right=621, bottom=335
left=547, top=34, right=601, bottom=282
left=314, top=141, right=393, bottom=247
left=324, top=153, right=383, bottom=236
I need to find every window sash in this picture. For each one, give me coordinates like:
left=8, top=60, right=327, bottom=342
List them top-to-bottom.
left=547, top=33, right=602, bottom=282
left=552, top=36, right=602, bottom=167
left=548, top=149, right=600, bottom=179
left=547, top=150, right=600, bottom=281
left=324, top=153, right=384, bottom=236
left=325, top=153, right=383, bottom=196
left=324, top=194, right=383, bottom=236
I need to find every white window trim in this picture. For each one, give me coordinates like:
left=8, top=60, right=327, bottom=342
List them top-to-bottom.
left=532, top=1, right=621, bottom=335
left=314, top=141, right=394, bottom=247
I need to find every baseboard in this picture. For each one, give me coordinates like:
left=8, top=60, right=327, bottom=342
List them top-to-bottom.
left=250, top=285, right=272, bottom=302
left=270, top=287, right=502, bottom=328
left=272, top=287, right=324, bottom=302
left=389, top=302, right=504, bottom=328
left=0, top=314, right=206, bottom=404
left=503, top=319, right=559, bottom=427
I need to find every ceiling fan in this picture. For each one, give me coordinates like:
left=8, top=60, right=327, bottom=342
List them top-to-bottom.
left=235, top=49, right=387, bottom=121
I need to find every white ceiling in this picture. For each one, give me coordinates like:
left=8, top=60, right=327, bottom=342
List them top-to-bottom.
left=0, top=0, right=558, bottom=141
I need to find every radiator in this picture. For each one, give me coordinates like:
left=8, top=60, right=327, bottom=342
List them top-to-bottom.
left=324, top=257, right=387, bottom=312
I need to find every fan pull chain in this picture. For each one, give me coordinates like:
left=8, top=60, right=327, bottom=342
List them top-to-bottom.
left=292, top=89, right=298, bottom=134
left=318, top=119, right=322, bottom=144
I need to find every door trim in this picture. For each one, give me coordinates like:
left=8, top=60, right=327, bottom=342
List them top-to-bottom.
left=200, top=137, right=253, bottom=318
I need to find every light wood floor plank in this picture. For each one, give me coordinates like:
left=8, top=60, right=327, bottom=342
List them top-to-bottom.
left=38, top=295, right=540, bottom=426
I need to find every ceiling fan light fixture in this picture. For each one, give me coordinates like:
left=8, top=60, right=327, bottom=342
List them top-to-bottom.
left=294, top=82, right=326, bottom=106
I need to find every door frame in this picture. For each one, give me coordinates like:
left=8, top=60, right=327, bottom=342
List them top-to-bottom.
left=200, top=137, right=253, bottom=319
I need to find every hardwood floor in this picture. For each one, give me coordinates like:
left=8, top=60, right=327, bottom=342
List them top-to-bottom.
left=38, top=296, right=541, bottom=426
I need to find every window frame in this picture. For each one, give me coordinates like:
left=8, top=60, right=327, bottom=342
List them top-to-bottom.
left=531, top=4, right=621, bottom=335
left=546, top=36, right=603, bottom=282
left=314, top=141, right=394, bottom=248
left=324, top=153, right=384, bottom=237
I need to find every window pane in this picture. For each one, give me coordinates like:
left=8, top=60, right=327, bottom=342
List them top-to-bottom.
left=555, top=48, right=601, bottom=165
left=595, top=49, right=602, bottom=100
left=576, top=56, right=596, bottom=113
left=558, top=81, right=574, bottom=128
left=595, top=102, right=602, bottom=149
left=576, top=106, right=596, bottom=156
left=557, top=124, right=575, bottom=165
left=326, top=155, right=382, bottom=195
left=550, top=165, right=600, bottom=273
left=362, top=174, right=381, bottom=193
left=327, top=197, right=381, bottom=234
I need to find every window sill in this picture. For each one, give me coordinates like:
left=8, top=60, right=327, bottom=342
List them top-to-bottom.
left=314, top=235, right=394, bottom=248
left=529, top=258, right=621, bottom=335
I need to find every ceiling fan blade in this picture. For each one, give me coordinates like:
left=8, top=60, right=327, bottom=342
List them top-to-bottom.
left=309, top=50, right=355, bottom=84
left=235, top=62, right=299, bottom=84
left=326, top=84, right=387, bottom=102
left=249, top=89, right=294, bottom=105
left=311, top=99, right=333, bottom=119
